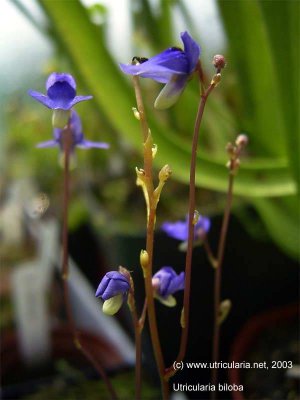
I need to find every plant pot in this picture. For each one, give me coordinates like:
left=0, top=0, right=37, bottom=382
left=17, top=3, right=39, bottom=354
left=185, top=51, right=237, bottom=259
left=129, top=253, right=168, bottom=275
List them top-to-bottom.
left=229, top=303, right=299, bottom=400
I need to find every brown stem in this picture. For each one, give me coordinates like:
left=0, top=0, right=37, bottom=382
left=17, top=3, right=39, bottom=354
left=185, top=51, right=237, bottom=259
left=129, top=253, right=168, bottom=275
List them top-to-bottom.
left=196, top=60, right=206, bottom=95
left=132, top=76, right=169, bottom=400
left=165, top=83, right=215, bottom=380
left=61, top=125, right=117, bottom=400
left=211, top=173, right=234, bottom=399
left=203, top=236, right=217, bottom=269
left=127, top=285, right=143, bottom=400
left=139, top=299, right=148, bottom=329
left=134, top=324, right=142, bottom=400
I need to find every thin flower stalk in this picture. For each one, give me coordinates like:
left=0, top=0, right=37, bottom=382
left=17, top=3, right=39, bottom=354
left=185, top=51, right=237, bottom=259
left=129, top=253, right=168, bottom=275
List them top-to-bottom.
left=132, top=76, right=169, bottom=400
left=165, top=79, right=217, bottom=380
left=61, top=123, right=118, bottom=400
left=211, top=135, right=248, bottom=399
left=211, top=173, right=234, bottom=398
left=127, top=280, right=143, bottom=400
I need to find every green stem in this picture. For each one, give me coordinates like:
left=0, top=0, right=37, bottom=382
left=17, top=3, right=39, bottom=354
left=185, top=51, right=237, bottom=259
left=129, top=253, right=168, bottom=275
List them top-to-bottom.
left=132, top=76, right=169, bottom=400
left=61, top=124, right=117, bottom=400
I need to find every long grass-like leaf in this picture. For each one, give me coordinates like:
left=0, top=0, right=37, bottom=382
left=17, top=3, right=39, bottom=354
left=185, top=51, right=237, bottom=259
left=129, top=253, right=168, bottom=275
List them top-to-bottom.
left=37, top=0, right=296, bottom=198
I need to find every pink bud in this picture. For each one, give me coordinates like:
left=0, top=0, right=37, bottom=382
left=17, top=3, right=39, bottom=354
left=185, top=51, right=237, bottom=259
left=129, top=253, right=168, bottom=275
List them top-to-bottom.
left=213, top=55, right=226, bottom=70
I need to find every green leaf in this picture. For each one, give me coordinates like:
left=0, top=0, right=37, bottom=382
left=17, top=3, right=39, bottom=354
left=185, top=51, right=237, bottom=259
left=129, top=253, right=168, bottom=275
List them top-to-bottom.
left=37, top=0, right=296, bottom=197
left=217, top=0, right=287, bottom=157
left=258, top=0, right=299, bottom=189
left=253, top=196, right=300, bottom=259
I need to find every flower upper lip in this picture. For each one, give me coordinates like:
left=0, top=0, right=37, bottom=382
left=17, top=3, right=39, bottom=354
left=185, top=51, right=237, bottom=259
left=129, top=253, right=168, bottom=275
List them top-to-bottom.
left=28, top=72, right=92, bottom=110
left=95, top=271, right=130, bottom=301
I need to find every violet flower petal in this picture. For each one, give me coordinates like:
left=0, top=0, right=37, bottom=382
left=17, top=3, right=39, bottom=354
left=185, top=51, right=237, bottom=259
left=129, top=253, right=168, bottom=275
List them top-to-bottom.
left=119, top=31, right=200, bottom=109
left=181, top=31, right=201, bottom=73
left=119, top=48, right=189, bottom=84
left=28, top=72, right=92, bottom=110
left=46, top=73, right=76, bottom=92
left=154, top=74, right=188, bottom=109
left=47, top=80, right=76, bottom=104
left=28, top=90, right=56, bottom=109
left=68, top=95, right=93, bottom=108
left=38, top=110, right=109, bottom=152
left=36, top=140, right=58, bottom=148
left=76, top=140, right=110, bottom=149
left=162, top=214, right=211, bottom=242
left=194, top=215, right=211, bottom=239
left=161, top=220, right=188, bottom=241
left=153, top=266, right=185, bottom=298
left=95, top=271, right=130, bottom=300
left=166, top=271, right=185, bottom=295
left=95, top=274, right=110, bottom=297
left=101, top=279, right=130, bottom=300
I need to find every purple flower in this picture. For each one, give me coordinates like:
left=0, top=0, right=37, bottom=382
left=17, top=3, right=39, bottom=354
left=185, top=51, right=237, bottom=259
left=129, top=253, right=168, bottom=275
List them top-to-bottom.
left=119, top=31, right=200, bottom=109
left=28, top=72, right=92, bottom=110
left=37, top=110, right=109, bottom=154
left=161, top=214, right=211, bottom=243
left=152, top=266, right=185, bottom=307
left=95, top=271, right=130, bottom=315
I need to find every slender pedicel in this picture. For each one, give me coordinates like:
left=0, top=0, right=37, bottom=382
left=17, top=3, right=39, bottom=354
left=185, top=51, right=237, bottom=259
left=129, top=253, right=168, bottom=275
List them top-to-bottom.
left=165, top=56, right=225, bottom=380
left=211, top=134, right=248, bottom=399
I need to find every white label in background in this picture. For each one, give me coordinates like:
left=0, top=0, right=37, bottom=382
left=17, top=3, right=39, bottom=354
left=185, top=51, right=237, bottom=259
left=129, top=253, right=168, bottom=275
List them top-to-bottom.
left=11, top=262, right=51, bottom=365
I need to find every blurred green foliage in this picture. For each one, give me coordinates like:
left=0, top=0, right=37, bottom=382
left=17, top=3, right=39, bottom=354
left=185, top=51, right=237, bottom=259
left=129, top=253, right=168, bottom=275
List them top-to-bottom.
left=8, top=0, right=299, bottom=258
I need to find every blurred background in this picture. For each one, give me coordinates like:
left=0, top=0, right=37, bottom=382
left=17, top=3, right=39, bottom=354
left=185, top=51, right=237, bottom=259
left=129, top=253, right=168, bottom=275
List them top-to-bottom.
left=0, top=0, right=299, bottom=399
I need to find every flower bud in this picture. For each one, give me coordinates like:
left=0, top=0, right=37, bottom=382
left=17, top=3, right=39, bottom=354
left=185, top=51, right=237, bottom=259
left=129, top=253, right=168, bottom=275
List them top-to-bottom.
left=212, top=55, right=226, bottom=71
left=132, top=107, right=140, bottom=120
left=235, top=134, right=249, bottom=148
left=226, top=142, right=235, bottom=155
left=234, top=159, right=240, bottom=169
left=159, top=164, right=172, bottom=182
left=135, top=167, right=145, bottom=178
left=193, top=210, right=200, bottom=225
left=140, top=250, right=149, bottom=273
left=152, top=266, right=185, bottom=307
left=95, top=271, right=130, bottom=315
left=218, top=299, right=232, bottom=325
